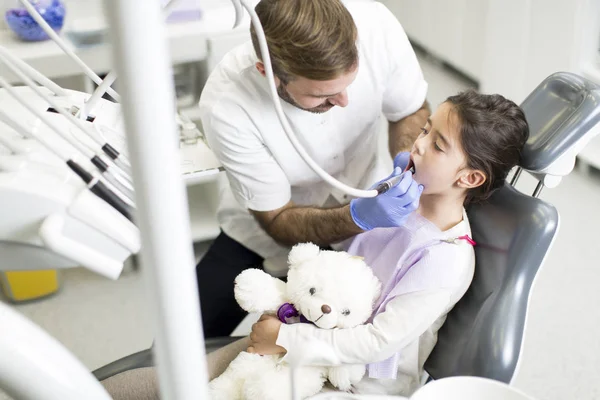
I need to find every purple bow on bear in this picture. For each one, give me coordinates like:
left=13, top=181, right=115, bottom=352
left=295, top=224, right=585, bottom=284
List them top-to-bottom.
left=277, top=303, right=310, bottom=325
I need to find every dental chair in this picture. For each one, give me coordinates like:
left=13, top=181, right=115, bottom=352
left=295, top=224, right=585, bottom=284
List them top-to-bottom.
left=91, top=71, right=600, bottom=397
left=425, top=71, right=600, bottom=383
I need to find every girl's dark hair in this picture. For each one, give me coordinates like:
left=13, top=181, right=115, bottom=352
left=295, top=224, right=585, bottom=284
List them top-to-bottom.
left=446, top=90, right=529, bottom=204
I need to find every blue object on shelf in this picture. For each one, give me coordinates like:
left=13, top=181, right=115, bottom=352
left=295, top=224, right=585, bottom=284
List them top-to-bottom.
left=5, top=0, right=65, bottom=42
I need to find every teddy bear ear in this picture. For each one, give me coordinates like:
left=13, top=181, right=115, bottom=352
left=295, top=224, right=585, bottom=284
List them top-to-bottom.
left=288, top=242, right=321, bottom=267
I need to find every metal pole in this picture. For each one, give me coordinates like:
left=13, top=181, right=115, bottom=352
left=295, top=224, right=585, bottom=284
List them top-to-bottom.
left=102, top=1, right=208, bottom=399
left=510, top=167, right=523, bottom=186
left=533, top=181, right=544, bottom=198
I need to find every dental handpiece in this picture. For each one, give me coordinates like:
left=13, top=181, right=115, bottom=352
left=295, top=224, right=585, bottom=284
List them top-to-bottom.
left=376, top=171, right=407, bottom=195
left=375, top=172, right=405, bottom=195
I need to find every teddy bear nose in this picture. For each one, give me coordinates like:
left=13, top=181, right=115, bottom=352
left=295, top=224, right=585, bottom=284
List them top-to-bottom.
left=321, top=304, right=332, bottom=314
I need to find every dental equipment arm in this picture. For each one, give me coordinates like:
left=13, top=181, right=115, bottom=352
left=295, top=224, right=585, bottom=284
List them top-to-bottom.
left=17, top=0, right=121, bottom=102
left=389, top=101, right=430, bottom=158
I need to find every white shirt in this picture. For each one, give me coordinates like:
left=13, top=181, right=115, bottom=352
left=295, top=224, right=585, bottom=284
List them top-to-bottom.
left=199, top=2, right=427, bottom=261
left=276, top=211, right=475, bottom=396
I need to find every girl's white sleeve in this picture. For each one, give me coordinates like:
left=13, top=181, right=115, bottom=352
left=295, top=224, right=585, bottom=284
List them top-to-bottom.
left=276, top=288, right=453, bottom=366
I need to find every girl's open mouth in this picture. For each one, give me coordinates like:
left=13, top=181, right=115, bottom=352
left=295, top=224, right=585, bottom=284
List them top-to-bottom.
left=405, top=158, right=416, bottom=174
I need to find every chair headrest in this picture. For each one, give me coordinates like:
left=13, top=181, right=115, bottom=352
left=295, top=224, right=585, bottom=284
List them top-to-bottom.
left=520, top=72, right=600, bottom=174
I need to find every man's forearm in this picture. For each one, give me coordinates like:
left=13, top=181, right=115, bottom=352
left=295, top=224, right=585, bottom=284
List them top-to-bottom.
left=388, top=101, right=431, bottom=157
left=263, top=205, right=363, bottom=247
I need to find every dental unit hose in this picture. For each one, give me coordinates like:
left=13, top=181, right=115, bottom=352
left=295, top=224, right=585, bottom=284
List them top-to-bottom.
left=234, top=0, right=380, bottom=198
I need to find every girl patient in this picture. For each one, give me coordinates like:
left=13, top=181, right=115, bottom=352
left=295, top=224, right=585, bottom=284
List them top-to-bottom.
left=247, top=89, right=529, bottom=396
left=101, top=90, right=529, bottom=398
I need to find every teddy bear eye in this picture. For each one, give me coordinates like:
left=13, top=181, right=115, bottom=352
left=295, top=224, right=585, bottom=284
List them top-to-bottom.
left=309, top=288, right=316, bottom=295
left=342, top=309, right=351, bottom=316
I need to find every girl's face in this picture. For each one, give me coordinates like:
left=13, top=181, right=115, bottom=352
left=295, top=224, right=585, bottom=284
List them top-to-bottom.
left=407, top=102, right=480, bottom=197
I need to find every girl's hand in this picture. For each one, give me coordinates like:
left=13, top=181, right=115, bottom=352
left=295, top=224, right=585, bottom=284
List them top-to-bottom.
left=248, top=314, right=286, bottom=355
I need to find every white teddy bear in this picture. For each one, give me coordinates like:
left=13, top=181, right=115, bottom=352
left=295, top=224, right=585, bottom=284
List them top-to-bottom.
left=209, top=242, right=382, bottom=400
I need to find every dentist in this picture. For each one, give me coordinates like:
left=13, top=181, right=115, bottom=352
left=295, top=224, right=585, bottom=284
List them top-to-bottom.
left=197, top=0, right=429, bottom=337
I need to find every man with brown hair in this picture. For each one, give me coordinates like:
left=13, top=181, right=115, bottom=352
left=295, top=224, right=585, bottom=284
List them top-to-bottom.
left=198, top=0, right=429, bottom=338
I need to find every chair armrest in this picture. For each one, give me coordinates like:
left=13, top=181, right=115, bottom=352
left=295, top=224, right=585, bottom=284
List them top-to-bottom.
left=92, top=336, right=244, bottom=381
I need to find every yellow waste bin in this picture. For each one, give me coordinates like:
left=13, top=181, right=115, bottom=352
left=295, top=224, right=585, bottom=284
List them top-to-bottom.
left=0, top=270, right=59, bottom=302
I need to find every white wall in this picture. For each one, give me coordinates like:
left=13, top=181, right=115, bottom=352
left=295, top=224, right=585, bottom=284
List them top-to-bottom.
left=381, top=0, right=598, bottom=103
left=381, top=0, right=487, bottom=81
left=480, top=0, right=591, bottom=102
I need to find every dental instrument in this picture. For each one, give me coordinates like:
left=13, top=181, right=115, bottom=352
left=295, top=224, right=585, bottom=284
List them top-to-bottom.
left=3, top=4, right=130, bottom=172
left=0, top=46, right=133, bottom=183
left=0, top=75, right=135, bottom=204
left=0, top=102, right=135, bottom=222
left=375, top=165, right=416, bottom=195
left=376, top=172, right=406, bottom=195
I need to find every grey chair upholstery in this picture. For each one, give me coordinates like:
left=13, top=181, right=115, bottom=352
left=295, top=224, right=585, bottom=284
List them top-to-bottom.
left=424, top=183, right=559, bottom=383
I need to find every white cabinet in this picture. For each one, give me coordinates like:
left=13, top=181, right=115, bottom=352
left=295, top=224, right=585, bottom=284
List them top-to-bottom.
left=187, top=179, right=221, bottom=243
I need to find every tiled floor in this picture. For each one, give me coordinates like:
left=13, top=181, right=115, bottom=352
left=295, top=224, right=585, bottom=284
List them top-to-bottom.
left=2, top=51, right=600, bottom=400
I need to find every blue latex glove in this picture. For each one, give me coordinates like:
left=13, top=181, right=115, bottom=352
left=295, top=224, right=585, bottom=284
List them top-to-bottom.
left=393, top=151, right=410, bottom=171
left=350, top=168, right=423, bottom=231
